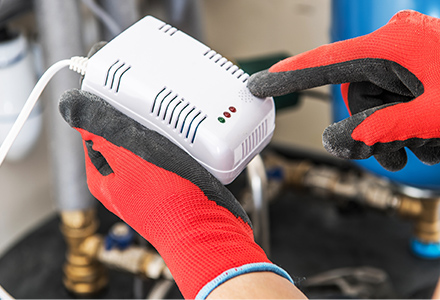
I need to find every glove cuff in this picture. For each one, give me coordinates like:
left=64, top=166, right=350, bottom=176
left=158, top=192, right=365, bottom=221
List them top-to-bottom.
left=195, top=262, right=293, bottom=299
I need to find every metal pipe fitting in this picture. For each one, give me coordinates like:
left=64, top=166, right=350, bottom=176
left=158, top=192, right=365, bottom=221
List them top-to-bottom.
left=265, top=153, right=440, bottom=245
left=266, top=153, right=400, bottom=210
left=397, top=196, right=423, bottom=219
left=398, top=196, right=440, bottom=244
left=59, top=209, right=108, bottom=295
left=79, top=234, right=172, bottom=280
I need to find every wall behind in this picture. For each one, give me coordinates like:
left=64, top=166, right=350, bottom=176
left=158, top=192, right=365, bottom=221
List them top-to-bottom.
left=202, top=0, right=332, bottom=152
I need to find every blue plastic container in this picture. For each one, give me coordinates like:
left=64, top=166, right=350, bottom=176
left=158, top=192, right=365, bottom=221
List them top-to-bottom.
left=331, top=0, right=440, bottom=190
left=332, top=0, right=440, bottom=259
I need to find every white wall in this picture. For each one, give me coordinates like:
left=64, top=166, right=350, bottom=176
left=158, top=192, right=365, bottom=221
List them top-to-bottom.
left=203, top=0, right=332, bottom=151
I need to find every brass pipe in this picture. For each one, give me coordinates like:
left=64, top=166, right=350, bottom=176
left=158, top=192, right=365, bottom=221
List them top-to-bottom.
left=265, top=153, right=440, bottom=245
left=397, top=196, right=423, bottom=218
left=398, top=197, right=440, bottom=244
left=418, top=199, right=440, bottom=243
left=59, top=209, right=108, bottom=295
left=79, top=234, right=172, bottom=280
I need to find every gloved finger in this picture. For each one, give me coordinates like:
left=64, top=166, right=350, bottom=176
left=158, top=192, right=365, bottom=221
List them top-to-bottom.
left=248, top=11, right=426, bottom=98
left=247, top=55, right=421, bottom=99
left=323, top=90, right=440, bottom=165
left=350, top=91, right=440, bottom=148
left=322, top=102, right=431, bottom=159
left=322, top=103, right=402, bottom=160
left=409, top=145, right=440, bottom=166
left=373, top=150, right=408, bottom=172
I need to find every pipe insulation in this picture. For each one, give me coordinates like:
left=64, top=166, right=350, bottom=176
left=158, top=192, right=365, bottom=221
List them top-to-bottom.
left=33, top=0, right=94, bottom=210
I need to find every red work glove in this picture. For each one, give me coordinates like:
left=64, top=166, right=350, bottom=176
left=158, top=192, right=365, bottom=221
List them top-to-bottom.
left=248, top=10, right=440, bottom=171
left=59, top=89, right=292, bottom=299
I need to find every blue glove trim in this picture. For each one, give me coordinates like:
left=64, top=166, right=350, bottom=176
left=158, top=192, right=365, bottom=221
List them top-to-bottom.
left=411, top=239, right=440, bottom=259
left=195, top=262, right=294, bottom=299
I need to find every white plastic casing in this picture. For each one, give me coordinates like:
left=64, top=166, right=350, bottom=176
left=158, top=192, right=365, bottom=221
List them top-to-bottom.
left=81, top=16, right=275, bottom=184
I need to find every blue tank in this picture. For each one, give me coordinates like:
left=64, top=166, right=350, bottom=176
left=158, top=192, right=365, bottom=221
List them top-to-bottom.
left=331, top=0, right=440, bottom=190
left=332, top=0, right=440, bottom=259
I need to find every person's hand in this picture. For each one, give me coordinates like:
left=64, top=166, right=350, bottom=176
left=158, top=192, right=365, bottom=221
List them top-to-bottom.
left=248, top=10, right=440, bottom=171
left=58, top=89, right=292, bottom=299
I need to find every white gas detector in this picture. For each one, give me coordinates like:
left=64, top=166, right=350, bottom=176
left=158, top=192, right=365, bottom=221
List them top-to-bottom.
left=81, top=16, right=275, bottom=184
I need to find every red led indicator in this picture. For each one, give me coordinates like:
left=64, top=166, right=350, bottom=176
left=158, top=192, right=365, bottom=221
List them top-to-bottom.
left=229, top=106, right=237, bottom=113
left=223, top=112, right=231, bottom=118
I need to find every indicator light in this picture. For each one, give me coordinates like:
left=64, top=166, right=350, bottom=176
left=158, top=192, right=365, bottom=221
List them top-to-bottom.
left=229, top=106, right=236, bottom=113
left=223, top=112, right=231, bottom=118
left=218, top=117, right=225, bottom=123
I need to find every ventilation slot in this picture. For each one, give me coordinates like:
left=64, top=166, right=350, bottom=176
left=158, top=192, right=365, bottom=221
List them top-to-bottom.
left=158, top=23, right=178, bottom=36
left=203, top=49, right=249, bottom=83
left=104, top=60, right=131, bottom=93
left=150, top=87, right=207, bottom=144
left=151, top=87, right=180, bottom=120
left=173, top=103, right=190, bottom=129
left=173, top=105, right=207, bottom=144
left=179, top=111, right=207, bottom=144
left=190, top=115, right=206, bottom=144
left=241, top=119, right=268, bottom=158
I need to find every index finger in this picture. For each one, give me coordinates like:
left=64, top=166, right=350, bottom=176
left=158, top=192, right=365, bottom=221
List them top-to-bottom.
left=247, top=9, right=427, bottom=98
left=247, top=34, right=381, bottom=98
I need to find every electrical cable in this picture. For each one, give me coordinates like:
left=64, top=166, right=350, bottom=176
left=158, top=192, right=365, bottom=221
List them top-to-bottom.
left=81, top=0, right=122, bottom=38
left=0, top=56, right=88, bottom=167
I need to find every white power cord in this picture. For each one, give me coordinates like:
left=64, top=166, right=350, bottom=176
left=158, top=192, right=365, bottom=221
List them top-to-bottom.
left=0, top=56, right=88, bottom=166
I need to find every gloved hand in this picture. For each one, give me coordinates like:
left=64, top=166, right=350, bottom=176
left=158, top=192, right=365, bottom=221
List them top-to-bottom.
left=248, top=10, right=440, bottom=171
left=59, top=89, right=292, bottom=299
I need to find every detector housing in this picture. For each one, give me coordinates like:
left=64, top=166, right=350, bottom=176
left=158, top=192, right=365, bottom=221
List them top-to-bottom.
left=81, top=15, right=275, bottom=184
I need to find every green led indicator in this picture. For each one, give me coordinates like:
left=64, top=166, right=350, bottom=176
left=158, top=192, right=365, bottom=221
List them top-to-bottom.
left=218, top=117, right=226, bottom=123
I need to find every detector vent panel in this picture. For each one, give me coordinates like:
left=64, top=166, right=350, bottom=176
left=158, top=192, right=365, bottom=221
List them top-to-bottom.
left=81, top=15, right=275, bottom=184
